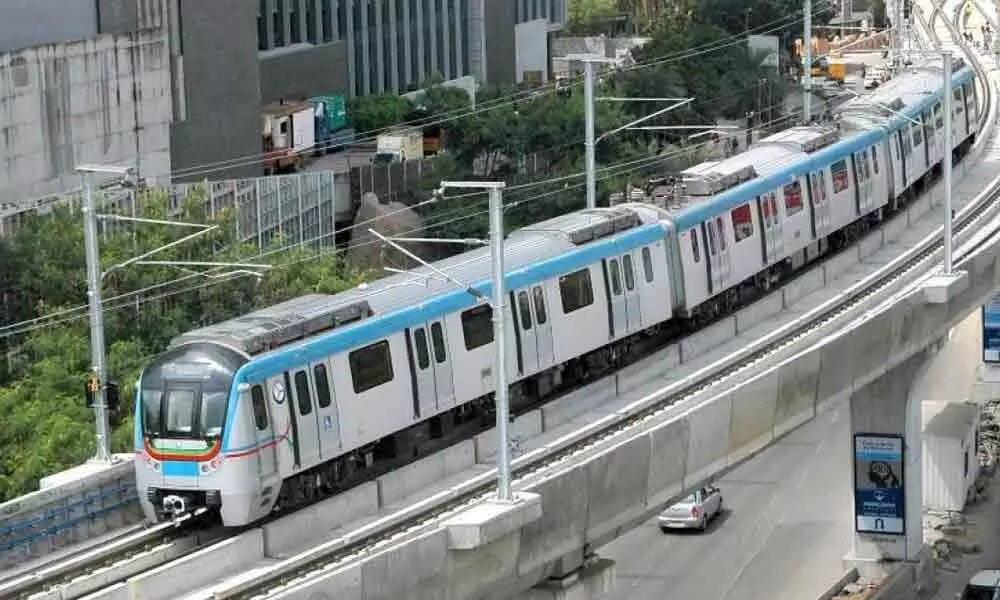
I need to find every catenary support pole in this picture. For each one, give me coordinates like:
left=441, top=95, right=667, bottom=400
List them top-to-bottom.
left=804, top=0, right=813, bottom=123
left=943, top=50, right=954, bottom=274
left=584, top=60, right=597, bottom=209
left=82, top=171, right=112, bottom=463
left=488, top=186, right=512, bottom=501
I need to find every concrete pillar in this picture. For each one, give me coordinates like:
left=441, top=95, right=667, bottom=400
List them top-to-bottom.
left=843, top=348, right=934, bottom=589
left=517, top=557, right=616, bottom=600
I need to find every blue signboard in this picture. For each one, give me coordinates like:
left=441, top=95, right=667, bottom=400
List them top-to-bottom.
left=982, top=295, right=1000, bottom=363
left=853, top=434, right=905, bottom=535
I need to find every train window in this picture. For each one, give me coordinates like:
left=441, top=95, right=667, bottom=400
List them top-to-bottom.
left=955, top=90, right=964, bottom=112
left=934, top=104, right=944, bottom=129
left=912, top=124, right=923, bottom=146
left=872, top=146, right=879, bottom=174
left=863, top=152, right=871, bottom=180
left=831, top=160, right=850, bottom=193
left=818, top=171, right=828, bottom=201
left=783, top=182, right=803, bottom=216
left=769, top=194, right=779, bottom=225
left=731, top=204, right=753, bottom=243
left=715, top=218, right=726, bottom=250
left=706, top=224, right=716, bottom=255
left=691, top=231, right=701, bottom=262
left=641, top=247, right=654, bottom=283
left=623, top=254, right=635, bottom=291
left=609, top=259, right=623, bottom=295
left=559, top=268, right=594, bottom=314
left=532, top=287, right=548, bottom=324
left=518, top=291, right=533, bottom=329
left=461, top=305, right=494, bottom=350
left=431, top=323, right=447, bottom=363
left=413, top=327, right=430, bottom=369
left=349, top=340, right=395, bottom=393
left=313, top=364, right=332, bottom=408
left=294, top=370, right=312, bottom=416
left=251, top=385, right=269, bottom=431
left=164, top=389, right=196, bottom=436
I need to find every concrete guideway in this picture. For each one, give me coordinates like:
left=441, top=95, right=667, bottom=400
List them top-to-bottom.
left=594, top=394, right=853, bottom=600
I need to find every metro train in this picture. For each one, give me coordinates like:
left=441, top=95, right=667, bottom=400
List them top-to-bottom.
left=136, top=58, right=978, bottom=527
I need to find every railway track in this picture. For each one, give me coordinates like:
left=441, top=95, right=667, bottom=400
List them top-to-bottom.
left=12, top=7, right=993, bottom=600
left=216, top=14, right=1000, bottom=600
left=0, top=511, right=224, bottom=600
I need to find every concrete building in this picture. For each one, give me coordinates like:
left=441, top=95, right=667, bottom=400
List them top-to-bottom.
left=0, top=0, right=566, bottom=229
left=256, top=0, right=566, bottom=98
left=0, top=1, right=173, bottom=230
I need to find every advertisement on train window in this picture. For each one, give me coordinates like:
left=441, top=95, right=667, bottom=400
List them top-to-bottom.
left=982, top=295, right=1000, bottom=363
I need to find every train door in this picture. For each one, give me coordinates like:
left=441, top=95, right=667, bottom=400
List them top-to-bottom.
left=854, top=151, right=872, bottom=213
left=810, top=171, right=831, bottom=236
left=760, top=192, right=783, bottom=264
left=705, top=217, right=730, bottom=293
left=621, top=252, right=642, bottom=332
left=605, top=257, right=627, bottom=337
left=531, top=285, right=554, bottom=367
left=514, top=289, right=539, bottom=374
left=429, top=321, right=455, bottom=411
left=406, top=326, right=436, bottom=417
left=311, top=361, right=341, bottom=457
left=290, top=369, right=320, bottom=469
left=271, top=373, right=299, bottom=472
left=249, top=384, right=278, bottom=480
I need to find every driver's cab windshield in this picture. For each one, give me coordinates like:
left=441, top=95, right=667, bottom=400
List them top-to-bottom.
left=142, top=386, right=227, bottom=440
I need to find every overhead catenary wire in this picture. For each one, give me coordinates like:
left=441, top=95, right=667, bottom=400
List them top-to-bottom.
left=164, top=11, right=826, bottom=180
left=0, top=102, right=806, bottom=340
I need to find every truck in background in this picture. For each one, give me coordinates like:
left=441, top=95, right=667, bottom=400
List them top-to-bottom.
left=261, top=95, right=360, bottom=174
left=310, top=95, right=358, bottom=155
left=261, top=101, right=316, bottom=174
left=374, top=128, right=424, bottom=164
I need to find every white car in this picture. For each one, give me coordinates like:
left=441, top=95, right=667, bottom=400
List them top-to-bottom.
left=657, top=485, right=724, bottom=532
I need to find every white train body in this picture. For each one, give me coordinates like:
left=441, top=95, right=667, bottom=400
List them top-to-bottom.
left=135, top=60, right=978, bottom=527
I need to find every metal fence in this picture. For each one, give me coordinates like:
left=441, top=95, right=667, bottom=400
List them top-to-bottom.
left=169, top=170, right=353, bottom=252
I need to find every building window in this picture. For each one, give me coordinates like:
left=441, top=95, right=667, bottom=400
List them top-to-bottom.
left=10, top=57, right=28, bottom=88
left=559, top=269, right=594, bottom=314
left=462, top=304, right=494, bottom=350
left=349, top=340, right=395, bottom=393
left=251, top=385, right=269, bottom=431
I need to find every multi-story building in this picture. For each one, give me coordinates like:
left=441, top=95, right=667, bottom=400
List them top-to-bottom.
left=1, top=0, right=567, bottom=220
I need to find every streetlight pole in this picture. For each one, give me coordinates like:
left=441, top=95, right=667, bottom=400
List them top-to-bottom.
left=804, top=0, right=813, bottom=123
left=943, top=50, right=954, bottom=274
left=584, top=60, right=597, bottom=210
left=78, top=164, right=135, bottom=463
left=434, top=181, right=513, bottom=501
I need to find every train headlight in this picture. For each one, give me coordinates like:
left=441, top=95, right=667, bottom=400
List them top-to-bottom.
left=200, top=456, right=224, bottom=474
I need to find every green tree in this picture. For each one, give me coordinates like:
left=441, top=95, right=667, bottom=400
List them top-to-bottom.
left=347, top=95, right=415, bottom=133
left=0, top=189, right=366, bottom=500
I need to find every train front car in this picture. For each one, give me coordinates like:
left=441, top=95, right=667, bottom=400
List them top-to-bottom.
left=134, top=342, right=250, bottom=525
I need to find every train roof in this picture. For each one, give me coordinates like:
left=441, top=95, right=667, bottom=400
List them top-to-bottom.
left=835, top=58, right=974, bottom=131
left=663, top=61, right=974, bottom=231
left=168, top=205, right=667, bottom=358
